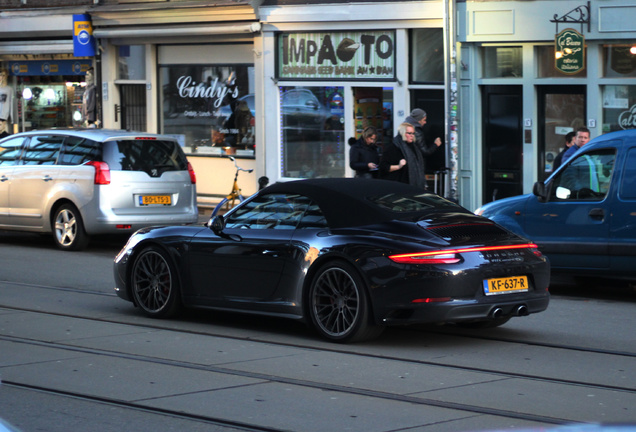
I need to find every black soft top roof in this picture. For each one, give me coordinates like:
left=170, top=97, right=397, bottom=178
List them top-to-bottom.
left=262, top=178, right=454, bottom=228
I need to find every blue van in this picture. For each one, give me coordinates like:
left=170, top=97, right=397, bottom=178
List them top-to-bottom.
left=476, top=129, right=636, bottom=281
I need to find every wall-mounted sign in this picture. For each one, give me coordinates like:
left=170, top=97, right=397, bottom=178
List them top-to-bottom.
left=73, top=14, right=96, bottom=57
left=555, top=28, right=585, bottom=74
left=278, top=31, right=395, bottom=80
left=9, top=60, right=93, bottom=76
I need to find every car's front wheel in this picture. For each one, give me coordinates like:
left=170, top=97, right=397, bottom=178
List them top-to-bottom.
left=52, top=204, right=89, bottom=251
left=131, top=246, right=181, bottom=318
left=308, top=261, right=383, bottom=343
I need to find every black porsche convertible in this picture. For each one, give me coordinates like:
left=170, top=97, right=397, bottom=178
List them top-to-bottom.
left=114, top=178, right=550, bottom=342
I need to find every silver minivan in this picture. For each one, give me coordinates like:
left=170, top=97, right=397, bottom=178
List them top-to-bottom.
left=0, top=129, right=198, bottom=250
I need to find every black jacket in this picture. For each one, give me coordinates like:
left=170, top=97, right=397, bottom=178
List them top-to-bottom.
left=349, top=137, right=380, bottom=178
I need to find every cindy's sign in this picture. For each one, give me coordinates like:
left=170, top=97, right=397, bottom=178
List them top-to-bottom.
left=555, top=28, right=585, bottom=74
left=278, top=31, right=395, bottom=80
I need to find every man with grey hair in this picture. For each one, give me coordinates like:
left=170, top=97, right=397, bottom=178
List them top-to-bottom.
left=403, top=108, right=442, bottom=186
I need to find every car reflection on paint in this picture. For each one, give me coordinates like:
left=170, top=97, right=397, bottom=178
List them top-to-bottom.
left=114, top=178, right=549, bottom=343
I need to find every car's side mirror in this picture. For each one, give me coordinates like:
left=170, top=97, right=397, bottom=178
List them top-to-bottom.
left=532, top=181, right=547, bottom=200
left=210, top=215, right=225, bottom=234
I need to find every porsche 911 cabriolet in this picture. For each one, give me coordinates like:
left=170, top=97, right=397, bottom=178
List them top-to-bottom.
left=114, top=178, right=550, bottom=342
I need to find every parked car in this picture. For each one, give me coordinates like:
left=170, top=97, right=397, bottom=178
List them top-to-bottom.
left=0, top=129, right=198, bottom=250
left=476, top=129, right=636, bottom=282
left=114, top=178, right=549, bottom=343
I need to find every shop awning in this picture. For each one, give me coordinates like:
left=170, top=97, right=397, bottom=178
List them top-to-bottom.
left=93, top=22, right=261, bottom=39
left=0, top=40, right=74, bottom=55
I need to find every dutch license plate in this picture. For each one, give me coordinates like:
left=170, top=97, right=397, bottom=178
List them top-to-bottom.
left=140, top=195, right=172, bottom=206
left=483, top=276, right=529, bottom=296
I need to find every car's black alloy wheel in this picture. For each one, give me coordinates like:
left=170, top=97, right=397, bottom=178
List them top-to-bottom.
left=52, top=203, right=89, bottom=251
left=131, top=246, right=181, bottom=318
left=308, top=261, right=383, bottom=342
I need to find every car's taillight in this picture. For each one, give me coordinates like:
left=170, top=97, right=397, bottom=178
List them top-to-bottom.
left=86, top=161, right=111, bottom=185
left=187, top=162, right=196, bottom=184
left=389, top=243, right=538, bottom=265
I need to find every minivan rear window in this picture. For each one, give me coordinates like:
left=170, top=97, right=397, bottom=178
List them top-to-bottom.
left=59, top=137, right=102, bottom=165
left=103, top=139, right=188, bottom=176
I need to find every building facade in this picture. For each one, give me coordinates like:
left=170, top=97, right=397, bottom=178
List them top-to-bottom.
left=457, top=0, right=636, bottom=210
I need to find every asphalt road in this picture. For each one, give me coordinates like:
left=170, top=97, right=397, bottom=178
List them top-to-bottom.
left=1, top=229, right=635, bottom=432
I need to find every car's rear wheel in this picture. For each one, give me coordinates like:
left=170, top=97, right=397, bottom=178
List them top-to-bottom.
left=52, top=204, right=89, bottom=251
left=131, top=246, right=181, bottom=318
left=308, top=261, right=383, bottom=343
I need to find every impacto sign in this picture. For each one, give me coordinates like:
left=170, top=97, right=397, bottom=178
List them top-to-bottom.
left=555, top=28, right=584, bottom=75
left=278, top=31, right=395, bottom=80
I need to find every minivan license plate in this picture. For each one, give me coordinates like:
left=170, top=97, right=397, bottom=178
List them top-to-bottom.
left=140, top=195, right=171, bottom=206
left=483, top=276, right=528, bottom=296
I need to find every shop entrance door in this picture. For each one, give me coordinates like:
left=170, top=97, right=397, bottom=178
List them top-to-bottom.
left=118, top=84, right=146, bottom=131
left=482, top=85, right=523, bottom=203
left=537, top=86, right=586, bottom=181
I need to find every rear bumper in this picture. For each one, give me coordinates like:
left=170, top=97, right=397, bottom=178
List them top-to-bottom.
left=378, top=292, right=550, bottom=325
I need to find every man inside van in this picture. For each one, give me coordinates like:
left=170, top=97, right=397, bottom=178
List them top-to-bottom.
left=561, top=127, right=591, bottom=164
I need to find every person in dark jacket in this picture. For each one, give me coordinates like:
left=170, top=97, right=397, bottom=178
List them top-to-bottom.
left=403, top=108, right=442, bottom=175
left=379, top=122, right=429, bottom=188
left=349, top=126, right=380, bottom=178
left=553, top=131, right=575, bottom=171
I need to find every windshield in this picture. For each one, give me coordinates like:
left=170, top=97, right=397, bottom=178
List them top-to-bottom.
left=104, top=139, right=188, bottom=175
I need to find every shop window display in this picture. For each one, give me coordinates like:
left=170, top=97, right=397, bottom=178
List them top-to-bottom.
left=410, top=29, right=444, bottom=83
left=602, top=45, right=636, bottom=78
left=536, top=46, right=587, bottom=78
left=482, top=47, right=523, bottom=78
left=160, top=65, right=255, bottom=156
left=602, top=85, right=636, bottom=132
left=280, top=86, right=345, bottom=178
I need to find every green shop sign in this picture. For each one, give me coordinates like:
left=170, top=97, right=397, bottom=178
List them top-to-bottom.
left=555, top=28, right=585, bottom=74
left=278, top=31, right=395, bottom=80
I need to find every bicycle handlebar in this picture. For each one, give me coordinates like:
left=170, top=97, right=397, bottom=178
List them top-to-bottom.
left=229, top=156, right=254, bottom=173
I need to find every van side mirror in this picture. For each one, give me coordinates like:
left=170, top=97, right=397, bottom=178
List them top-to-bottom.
left=532, top=181, right=547, bottom=201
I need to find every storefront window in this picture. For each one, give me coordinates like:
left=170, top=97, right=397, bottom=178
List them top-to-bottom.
left=411, top=29, right=444, bottom=83
left=117, top=45, right=146, bottom=80
left=602, top=45, right=636, bottom=78
left=537, top=46, right=587, bottom=78
left=482, top=47, right=522, bottom=78
left=159, top=65, right=255, bottom=156
left=602, top=85, right=636, bottom=132
left=280, top=86, right=345, bottom=178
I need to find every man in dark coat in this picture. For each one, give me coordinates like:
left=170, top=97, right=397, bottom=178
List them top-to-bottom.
left=403, top=108, right=442, bottom=178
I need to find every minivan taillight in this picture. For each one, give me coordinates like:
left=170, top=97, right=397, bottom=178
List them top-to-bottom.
left=86, top=161, right=111, bottom=185
left=187, top=162, right=196, bottom=184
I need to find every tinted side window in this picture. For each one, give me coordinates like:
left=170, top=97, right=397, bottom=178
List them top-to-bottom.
left=21, top=135, right=63, bottom=165
left=0, top=136, right=26, bottom=166
left=59, top=137, right=102, bottom=165
left=103, top=139, right=187, bottom=175
left=619, top=147, right=636, bottom=200
left=550, top=148, right=616, bottom=201
left=226, top=193, right=310, bottom=230
left=297, top=203, right=328, bottom=229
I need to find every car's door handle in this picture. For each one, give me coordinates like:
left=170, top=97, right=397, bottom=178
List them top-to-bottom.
left=0, top=175, right=8, bottom=182
left=42, top=175, right=53, bottom=182
left=589, top=208, right=605, bottom=220
left=262, top=250, right=279, bottom=257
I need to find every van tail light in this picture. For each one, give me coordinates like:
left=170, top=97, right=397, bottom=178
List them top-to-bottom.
left=86, top=161, right=111, bottom=185
left=187, top=162, right=196, bottom=184
left=389, top=243, right=538, bottom=265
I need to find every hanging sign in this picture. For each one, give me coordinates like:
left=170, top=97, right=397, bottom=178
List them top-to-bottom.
left=73, top=14, right=96, bottom=57
left=555, top=28, right=585, bottom=74
left=277, top=31, right=395, bottom=80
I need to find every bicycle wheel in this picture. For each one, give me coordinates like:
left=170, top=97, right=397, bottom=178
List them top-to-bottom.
left=212, top=195, right=245, bottom=216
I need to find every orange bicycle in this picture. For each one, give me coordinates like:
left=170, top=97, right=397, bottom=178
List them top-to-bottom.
left=212, top=156, right=253, bottom=216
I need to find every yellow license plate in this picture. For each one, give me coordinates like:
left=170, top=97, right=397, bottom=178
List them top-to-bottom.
left=140, top=195, right=171, bottom=206
left=483, top=276, right=529, bottom=295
